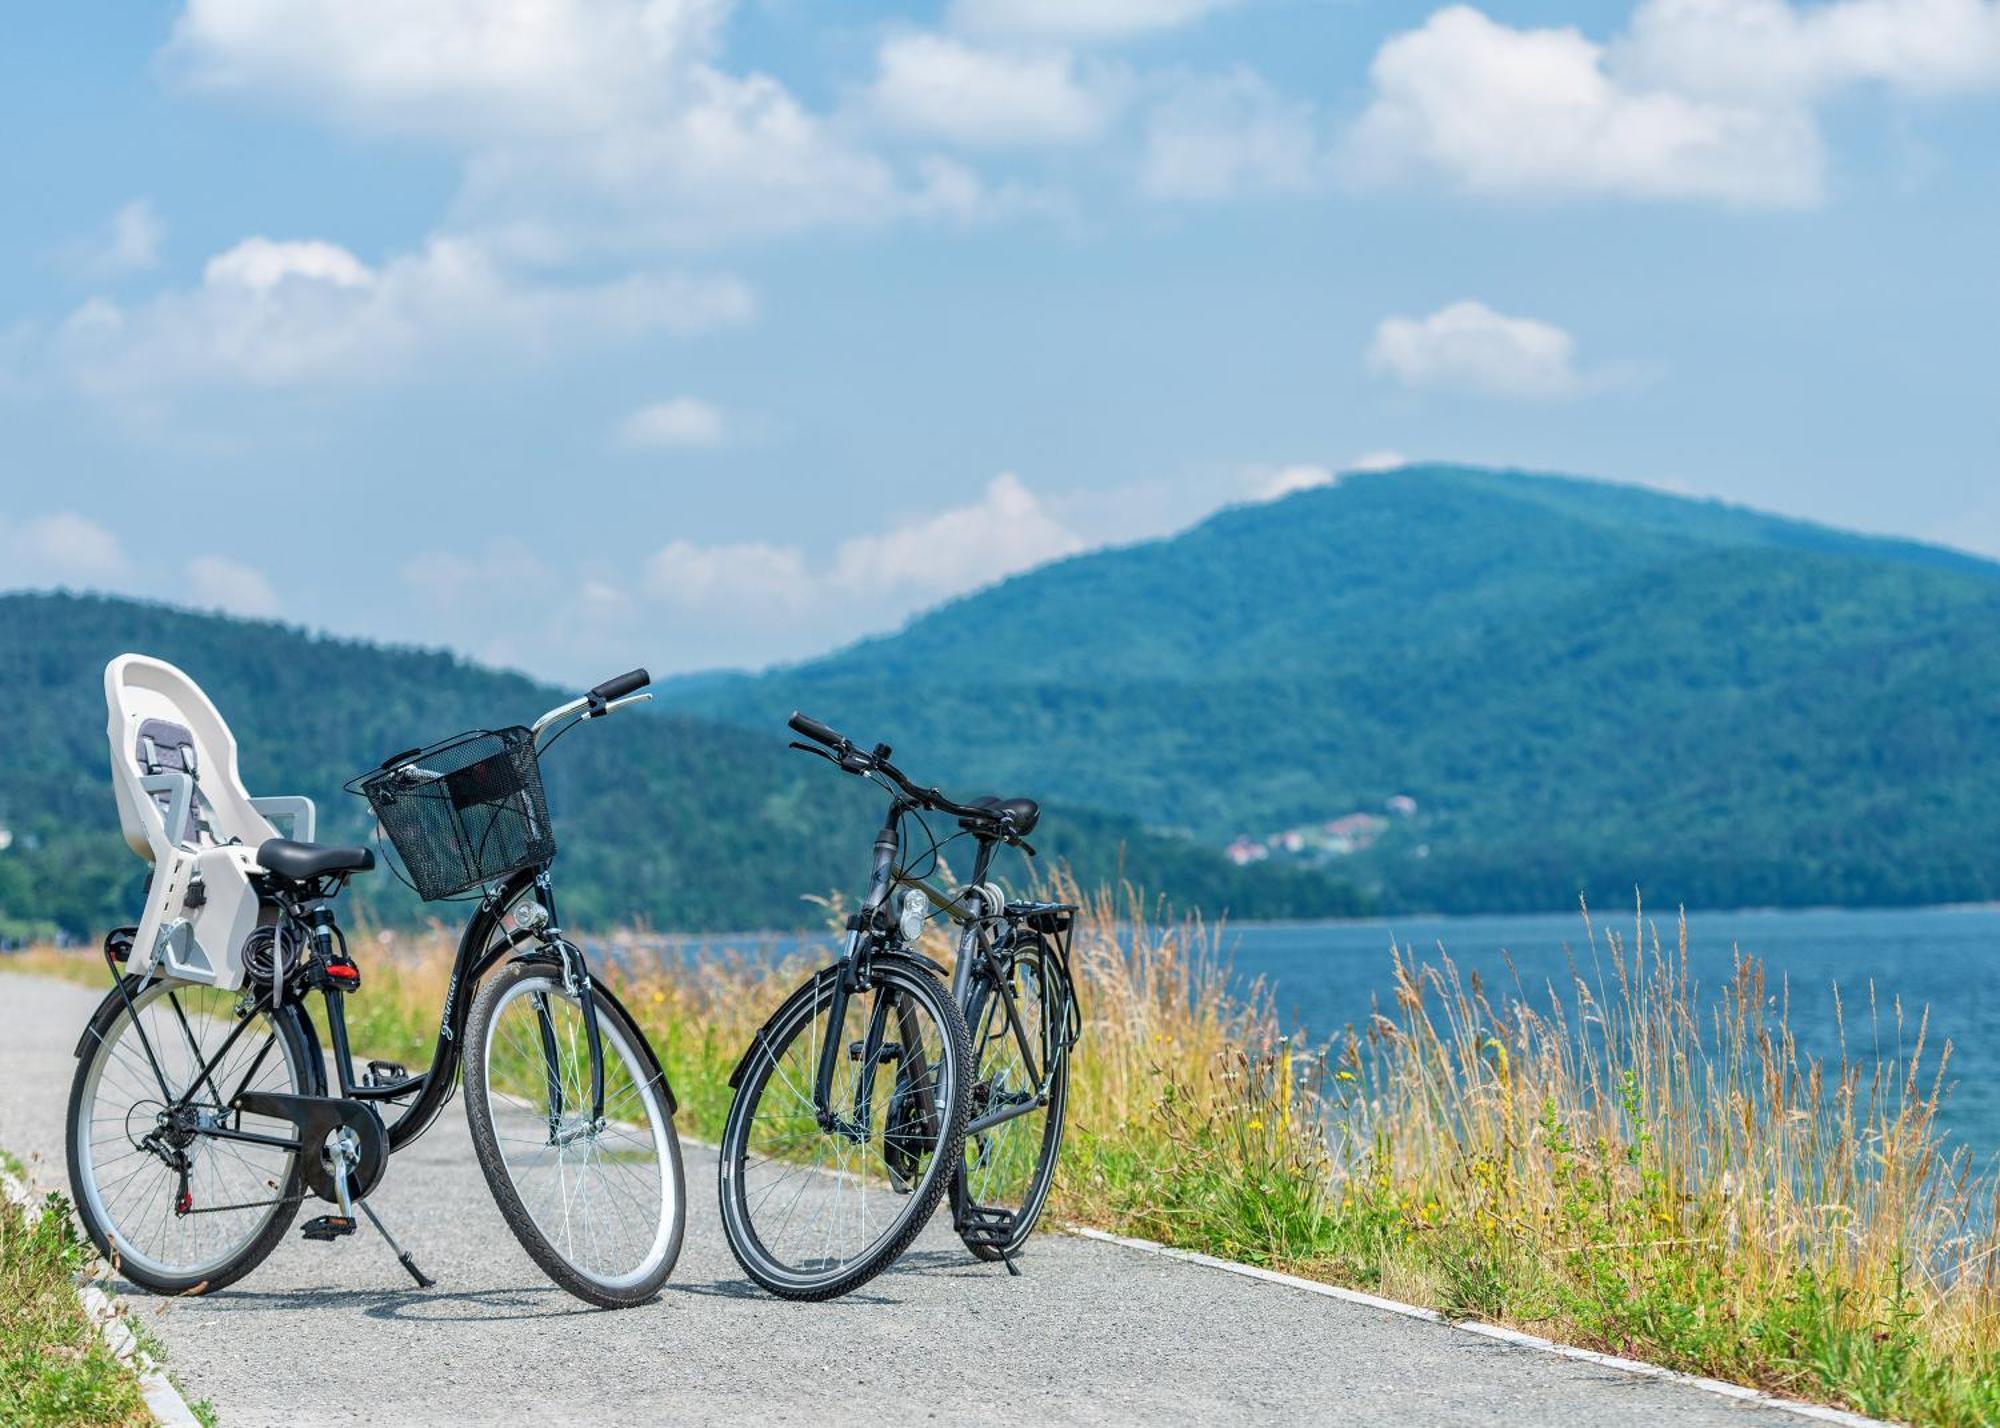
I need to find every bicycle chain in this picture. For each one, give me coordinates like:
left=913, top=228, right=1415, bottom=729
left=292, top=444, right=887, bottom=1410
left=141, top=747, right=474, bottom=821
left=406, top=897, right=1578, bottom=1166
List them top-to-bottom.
left=178, top=1191, right=307, bottom=1216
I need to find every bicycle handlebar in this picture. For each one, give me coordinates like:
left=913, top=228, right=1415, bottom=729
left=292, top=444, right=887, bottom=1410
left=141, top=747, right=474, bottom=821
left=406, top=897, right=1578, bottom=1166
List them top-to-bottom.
left=590, top=668, right=650, bottom=705
left=532, top=671, right=655, bottom=741
left=786, top=710, right=1022, bottom=834
left=787, top=711, right=844, bottom=749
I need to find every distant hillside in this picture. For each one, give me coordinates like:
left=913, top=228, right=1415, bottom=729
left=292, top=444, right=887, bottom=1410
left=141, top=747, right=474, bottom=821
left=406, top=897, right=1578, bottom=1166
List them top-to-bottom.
left=666, top=465, right=2000, bottom=913
left=0, top=593, right=1361, bottom=941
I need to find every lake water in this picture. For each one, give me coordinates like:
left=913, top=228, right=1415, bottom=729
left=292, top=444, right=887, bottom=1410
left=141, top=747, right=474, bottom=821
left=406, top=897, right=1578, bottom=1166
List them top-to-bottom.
left=635, top=903, right=2000, bottom=1165
left=1222, top=905, right=2000, bottom=1164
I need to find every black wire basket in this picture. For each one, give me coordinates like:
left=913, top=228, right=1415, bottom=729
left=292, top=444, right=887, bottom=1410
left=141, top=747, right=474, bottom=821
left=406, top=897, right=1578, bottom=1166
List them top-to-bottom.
left=348, top=727, right=554, bottom=901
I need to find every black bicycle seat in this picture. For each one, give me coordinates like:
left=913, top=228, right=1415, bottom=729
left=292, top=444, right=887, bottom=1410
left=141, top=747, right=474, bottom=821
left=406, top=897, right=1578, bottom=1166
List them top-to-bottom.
left=961, top=796, right=1040, bottom=837
left=256, top=839, right=376, bottom=882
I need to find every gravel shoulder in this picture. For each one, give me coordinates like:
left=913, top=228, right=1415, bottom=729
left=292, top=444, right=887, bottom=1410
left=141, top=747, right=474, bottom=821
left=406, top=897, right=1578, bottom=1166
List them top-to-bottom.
left=0, top=969, right=1814, bottom=1428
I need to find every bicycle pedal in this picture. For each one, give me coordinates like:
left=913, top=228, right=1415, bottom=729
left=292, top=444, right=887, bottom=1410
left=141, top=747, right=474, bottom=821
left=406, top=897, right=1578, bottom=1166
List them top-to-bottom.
left=847, top=1040, right=903, bottom=1063
left=365, top=1060, right=409, bottom=1087
left=958, top=1205, right=1018, bottom=1248
left=301, top=1215, right=357, bottom=1242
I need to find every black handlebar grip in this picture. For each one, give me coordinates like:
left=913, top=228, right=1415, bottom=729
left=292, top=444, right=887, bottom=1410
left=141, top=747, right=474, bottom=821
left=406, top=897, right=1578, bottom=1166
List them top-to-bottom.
left=589, top=668, right=651, bottom=703
left=788, top=711, right=845, bottom=748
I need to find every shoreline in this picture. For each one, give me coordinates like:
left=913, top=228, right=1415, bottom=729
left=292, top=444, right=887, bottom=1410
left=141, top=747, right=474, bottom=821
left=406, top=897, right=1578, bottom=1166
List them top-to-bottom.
left=597, top=898, right=2000, bottom=951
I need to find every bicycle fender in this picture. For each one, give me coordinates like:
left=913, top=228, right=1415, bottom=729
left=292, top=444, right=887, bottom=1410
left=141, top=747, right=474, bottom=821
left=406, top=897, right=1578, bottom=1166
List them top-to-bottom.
left=892, top=949, right=954, bottom=981
left=506, top=951, right=679, bottom=1116
left=724, top=951, right=951, bottom=1090
left=728, top=964, right=842, bottom=1090
left=72, top=975, right=152, bottom=1060
left=586, top=977, right=679, bottom=1116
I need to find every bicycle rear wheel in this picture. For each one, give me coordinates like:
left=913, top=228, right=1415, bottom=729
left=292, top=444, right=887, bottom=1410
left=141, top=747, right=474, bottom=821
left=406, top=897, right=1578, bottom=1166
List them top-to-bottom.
left=952, top=932, right=1071, bottom=1261
left=463, top=958, right=685, bottom=1307
left=719, top=958, right=970, bottom=1300
left=67, top=978, right=312, bottom=1295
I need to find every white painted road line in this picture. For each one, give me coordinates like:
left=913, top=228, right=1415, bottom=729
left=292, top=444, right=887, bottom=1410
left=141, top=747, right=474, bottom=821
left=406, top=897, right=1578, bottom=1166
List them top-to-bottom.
left=1069, top=1227, right=1896, bottom=1428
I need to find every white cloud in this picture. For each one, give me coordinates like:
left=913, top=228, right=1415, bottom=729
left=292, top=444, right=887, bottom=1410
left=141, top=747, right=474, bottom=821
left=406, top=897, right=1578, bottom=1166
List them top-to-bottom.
left=167, top=0, right=731, bottom=140
left=950, top=0, right=1240, bottom=42
left=1621, top=0, right=2000, bottom=102
left=167, top=1, right=1001, bottom=248
left=1347, top=1, right=2000, bottom=208
left=1345, top=4, right=1823, bottom=205
left=868, top=34, right=1120, bottom=147
left=454, top=69, right=941, bottom=250
left=1140, top=70, right=1321, bottom=200
left=63, top=200, right=165, bottom=280
left=56, top=234, right=753, bottom=391
left=204, top=236, right=370, bottom=291
left=1367, top=301, right=1588, bottom=399
left=620, top=396, right=726, bottom=449
left=1247, top=453, right=1407, bottom=502
left=1249, top=464, right=1336, bottom=501
left=643, top=472, right=1084, bottom=613
left=830, top=472, right=1084, bottom=597
left=620, top=473, right=1087, bottom=666
left=0, top=512, right=133, bottom=588
left=0, top=513, right=283, bottom=620
left=396, top=539, right=655, bottom=678
left=644, top=539, right=813, bottom=613
left=185, top=554, right=281, bottom=617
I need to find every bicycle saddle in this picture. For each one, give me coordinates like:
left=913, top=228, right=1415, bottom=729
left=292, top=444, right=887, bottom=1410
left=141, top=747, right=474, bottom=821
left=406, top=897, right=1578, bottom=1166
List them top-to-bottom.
left=963, top=796, right=1040, bottom=837
left=256, top=838, right=375, bottom=882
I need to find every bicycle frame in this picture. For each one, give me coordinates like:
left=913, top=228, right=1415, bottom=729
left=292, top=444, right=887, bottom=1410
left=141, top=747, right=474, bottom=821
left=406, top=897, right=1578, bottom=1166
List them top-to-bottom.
left=801, top=790, right=1061, bottom=1146
left=809, top=796, right=939, bottom=1140
left=926, top=846, right=1064, bottom=1141
left=101, top=865, right=603, bottom=1165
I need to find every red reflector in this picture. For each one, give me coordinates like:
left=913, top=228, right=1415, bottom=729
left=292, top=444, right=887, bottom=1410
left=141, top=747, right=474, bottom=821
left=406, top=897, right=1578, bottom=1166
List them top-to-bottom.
left=328, top=964, right=359, bottom=980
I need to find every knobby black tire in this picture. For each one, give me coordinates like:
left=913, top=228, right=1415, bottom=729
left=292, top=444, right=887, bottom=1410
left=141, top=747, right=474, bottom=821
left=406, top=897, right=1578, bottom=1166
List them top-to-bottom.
left=953, top=936, right=1071, bottom=1262
left=461, top=958, right=686, bottom=1308
left=719, top=960, right=972, bottom=1301
left=66, top=978, right=314, bottom=1296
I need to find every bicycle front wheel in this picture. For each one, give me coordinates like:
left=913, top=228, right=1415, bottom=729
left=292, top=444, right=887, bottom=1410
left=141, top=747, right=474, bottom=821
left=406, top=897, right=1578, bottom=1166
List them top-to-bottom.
left=463, top=958, right=685, bottom=1307
left=719, top=959, right=970, bottom=1300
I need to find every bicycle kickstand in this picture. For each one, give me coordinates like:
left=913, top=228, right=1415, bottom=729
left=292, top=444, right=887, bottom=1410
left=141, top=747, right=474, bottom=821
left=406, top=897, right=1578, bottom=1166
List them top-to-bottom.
left=357, top=1200, right=436, bottom=1289
left=998, top=1248, right=1022, bottom=1277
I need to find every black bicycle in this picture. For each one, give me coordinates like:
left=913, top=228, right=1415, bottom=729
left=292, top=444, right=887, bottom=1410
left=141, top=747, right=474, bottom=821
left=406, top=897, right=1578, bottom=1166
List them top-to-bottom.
left=66, top=671, right=686, bottom=1308
left=717, top=713, right=1079, bottom=1299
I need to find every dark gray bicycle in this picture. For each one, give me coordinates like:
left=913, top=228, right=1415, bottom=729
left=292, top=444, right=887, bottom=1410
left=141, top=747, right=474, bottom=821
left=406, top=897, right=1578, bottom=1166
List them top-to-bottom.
left=717, top=713, right=1079, bottom=1299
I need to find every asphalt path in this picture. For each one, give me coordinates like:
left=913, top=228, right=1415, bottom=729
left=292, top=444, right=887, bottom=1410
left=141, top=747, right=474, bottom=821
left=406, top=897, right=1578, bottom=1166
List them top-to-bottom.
left=0, top=970, right=1821, bottom=1427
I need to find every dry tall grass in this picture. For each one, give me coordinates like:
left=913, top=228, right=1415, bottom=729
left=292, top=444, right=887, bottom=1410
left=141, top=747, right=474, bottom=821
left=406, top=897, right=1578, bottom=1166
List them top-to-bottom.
left=15, top=885, right=1998, bottom=1423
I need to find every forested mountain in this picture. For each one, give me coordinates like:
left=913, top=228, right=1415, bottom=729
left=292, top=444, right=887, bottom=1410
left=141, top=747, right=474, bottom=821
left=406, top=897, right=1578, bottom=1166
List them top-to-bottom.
left=666, top=465, right=2000, bottom=914
left=0, top=593, right=1355, bottom=941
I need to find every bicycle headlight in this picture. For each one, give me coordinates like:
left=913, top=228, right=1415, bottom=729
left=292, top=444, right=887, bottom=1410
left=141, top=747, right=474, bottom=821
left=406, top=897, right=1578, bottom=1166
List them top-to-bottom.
left=898, top=889, right=929, bottom=944
left=512, top=899, right=550, bottom=933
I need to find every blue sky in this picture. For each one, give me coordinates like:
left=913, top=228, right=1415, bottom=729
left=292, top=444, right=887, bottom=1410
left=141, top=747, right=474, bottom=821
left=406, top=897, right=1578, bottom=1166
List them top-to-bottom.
left=3, top=0, right=1998, bottom=682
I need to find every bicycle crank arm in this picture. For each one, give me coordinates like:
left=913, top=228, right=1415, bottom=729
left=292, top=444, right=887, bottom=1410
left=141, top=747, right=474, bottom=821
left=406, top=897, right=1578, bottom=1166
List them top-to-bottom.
left=965, top=1094, right=1049, bottom=1138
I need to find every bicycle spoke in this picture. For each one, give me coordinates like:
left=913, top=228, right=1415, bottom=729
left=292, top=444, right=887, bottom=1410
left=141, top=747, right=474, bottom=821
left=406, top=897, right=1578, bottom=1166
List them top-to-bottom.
left=728, top=966, right=963, bottom=1286
left=476, top=970, right=676, bottom=1293
left=73, top=983, right=300, bottom=1285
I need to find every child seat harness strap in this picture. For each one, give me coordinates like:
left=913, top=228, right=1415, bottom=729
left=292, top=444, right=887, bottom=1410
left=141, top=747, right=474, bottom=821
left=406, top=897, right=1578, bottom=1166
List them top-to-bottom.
left=134, top=717, right=222, bottom=846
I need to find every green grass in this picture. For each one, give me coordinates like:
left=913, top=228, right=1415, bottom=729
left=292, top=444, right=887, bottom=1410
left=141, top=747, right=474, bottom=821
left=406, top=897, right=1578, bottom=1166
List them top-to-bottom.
left=15, top=881, right=2000, bottom=1425
left=1056, top=899, right=2000, bottom=1427
left=0, top=1172, right=151, bottom=1428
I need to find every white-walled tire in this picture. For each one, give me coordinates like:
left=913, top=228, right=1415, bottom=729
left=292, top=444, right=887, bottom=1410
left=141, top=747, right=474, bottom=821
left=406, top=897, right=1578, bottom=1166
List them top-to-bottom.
left=462, top=959, right=684, bottom=1307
